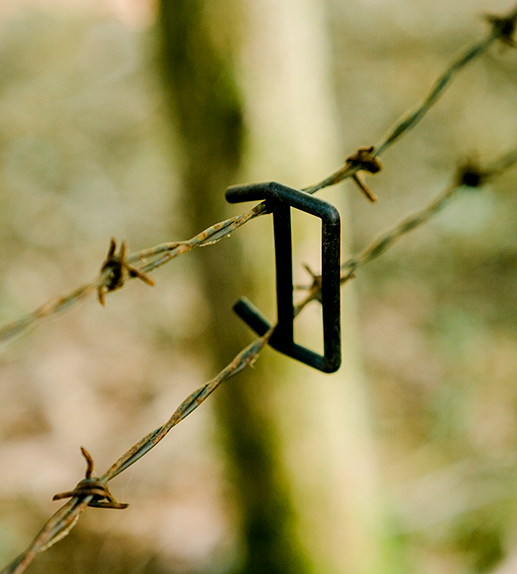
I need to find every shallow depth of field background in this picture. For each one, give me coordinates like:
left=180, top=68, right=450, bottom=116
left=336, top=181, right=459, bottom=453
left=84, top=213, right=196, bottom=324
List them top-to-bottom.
left=0, top=1, right=517, bottom=573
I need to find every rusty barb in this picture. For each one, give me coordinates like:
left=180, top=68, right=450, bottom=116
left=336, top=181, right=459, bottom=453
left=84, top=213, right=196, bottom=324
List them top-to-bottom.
left=3, top=6, right=517, bottom=572
left=485, top=11, right=517, bottom=46
left=345, top=146, right=382, bottom=202
left=294, top=149, right=517, bottom=313
left=457, top=157, right=487, bottom=188
left=97, top=238, right=155, bottom=306
left=52, top=447, right=128, bottom=510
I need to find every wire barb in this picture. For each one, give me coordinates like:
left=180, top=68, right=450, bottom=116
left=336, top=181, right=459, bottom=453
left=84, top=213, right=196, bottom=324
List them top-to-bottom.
left=2, top=7, right=517, bottom=572
left=485, top=12, right=517, bottom=46
left=345, top=146, right=382, bottom=202
left=456, top=157, right=486, bottom=188
left=97, top=238, right=155, bottom=306
left=52, top=447, right=129, bottom=510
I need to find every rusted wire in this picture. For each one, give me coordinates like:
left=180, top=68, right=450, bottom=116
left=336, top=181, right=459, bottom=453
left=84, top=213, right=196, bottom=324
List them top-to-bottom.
left=1, top=5, right=517, bottom=574
left=1, top=5, right=514, bottom=351
left=303, top=6, right=517, bottom=195
left=294, top=150, right=517, bottom=315
left=0, top=207, right=261, bottom=349
left=97, top=238, right=155, bottom=306
left=1, top=328, right=273, bottom=574
left=52, top=447, right=129, bottom=509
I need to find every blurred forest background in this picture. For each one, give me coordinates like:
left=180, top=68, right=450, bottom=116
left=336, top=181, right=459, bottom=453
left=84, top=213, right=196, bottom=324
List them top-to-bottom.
left=0, top=0, right=517, bottom=573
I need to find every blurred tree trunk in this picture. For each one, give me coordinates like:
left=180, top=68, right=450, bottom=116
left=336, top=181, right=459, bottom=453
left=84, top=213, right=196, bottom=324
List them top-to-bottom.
left=155, top=2, right=309, bottom=574
left=156, top=2, right=384, bottom=574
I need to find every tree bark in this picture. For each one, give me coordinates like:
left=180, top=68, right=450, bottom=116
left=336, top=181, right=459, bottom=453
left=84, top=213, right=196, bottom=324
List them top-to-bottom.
left=156, top=1, right=384, bottom=573
left=156, top=2, right=309, bottom=573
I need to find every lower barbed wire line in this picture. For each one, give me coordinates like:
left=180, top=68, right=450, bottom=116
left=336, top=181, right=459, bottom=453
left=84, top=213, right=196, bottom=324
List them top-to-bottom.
left=1, top=128, right=512, bottom=568
left=5, top=142, right=505, bottom=567
left=485, top=146, right=517, bottom=177
left=295, top=147, right=517, bottom=313
left=4, top=149, right=507, bottom=571
left=342, top=150, right=517, bottom=276
left=12, top=153, right=509, bottom=570
left=293, top=183, right=459, bottom=313
left=340, top=184, right=458, bottom=280
left=102, top=327, right=273, bottom=481
left=0, top=329, right=274, bottom=574
left=1, top=498, right=92, bottom=574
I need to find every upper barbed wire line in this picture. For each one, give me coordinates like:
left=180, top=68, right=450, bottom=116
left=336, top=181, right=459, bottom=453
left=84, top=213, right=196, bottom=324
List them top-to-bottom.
left=304, top=5, right=517, bottom=196
left=0, top=6, right=514, bottom=350
left=127, top=7, right=517, bottom=262
left=2, top=8, right=517, bottom=571
left=373, top=35, right=496, bottom=156
left=294, top=146, right=517, bottom=315
left=127, top=203, right=264, bottom=273
left=0, top=206, right=262, bottom=350
left=0, top=271, right=110, bottom=349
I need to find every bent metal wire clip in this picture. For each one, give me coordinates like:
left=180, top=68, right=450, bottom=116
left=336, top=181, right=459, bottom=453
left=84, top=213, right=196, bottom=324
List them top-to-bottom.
left=226, top=181, right=342, bottom=373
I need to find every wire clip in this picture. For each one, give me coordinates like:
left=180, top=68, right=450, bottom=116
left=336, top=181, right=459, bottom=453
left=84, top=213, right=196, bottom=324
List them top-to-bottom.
left=226, top=182, right=341, bottom=373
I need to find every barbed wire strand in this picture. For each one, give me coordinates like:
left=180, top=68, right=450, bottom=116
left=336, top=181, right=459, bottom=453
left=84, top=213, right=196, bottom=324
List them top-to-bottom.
left=1, top=6, right=514, bottom=351
left=1, top=7, right=517, bottom=574
left=304, top=7, right=517, bottom=195
left=295, top=147, right=517, bottom=315
left=4, top=155, right=517, bottom=574
left=0, top=207, right=262, bottom=349
left=1, top=328, right=273, bottom=574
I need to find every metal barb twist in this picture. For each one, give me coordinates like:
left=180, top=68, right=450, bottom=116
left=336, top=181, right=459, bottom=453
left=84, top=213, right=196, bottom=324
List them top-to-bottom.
left=98, top=238, right=155, bottom=306
left=52, top=447, right=129, bottom=510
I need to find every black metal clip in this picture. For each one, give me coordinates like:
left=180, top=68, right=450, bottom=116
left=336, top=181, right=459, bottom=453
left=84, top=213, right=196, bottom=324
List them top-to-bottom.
left=226, top=182, right=341, bottom=373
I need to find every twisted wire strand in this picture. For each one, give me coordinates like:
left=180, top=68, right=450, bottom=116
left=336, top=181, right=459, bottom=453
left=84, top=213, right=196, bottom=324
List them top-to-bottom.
left=1, top=6, right=517, bottom=574
left=0, top=7, right=512, bottom=350
left=304, top=10, right=515, bottom=195
left=294, top=148, right=517, bottom=316
left=1, top=328, right=273, bottom=574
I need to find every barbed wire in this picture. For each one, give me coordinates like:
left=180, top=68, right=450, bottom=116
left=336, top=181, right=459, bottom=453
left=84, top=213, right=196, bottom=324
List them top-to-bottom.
left=1, top=6, right=516, bottom=574
left=1, top=8, right=513, bottom=352
left=303, top=9, right=517, bottom=196
left=294, top=148, right=517, bottom=314
left=1, top=328, right=273, bottom=574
